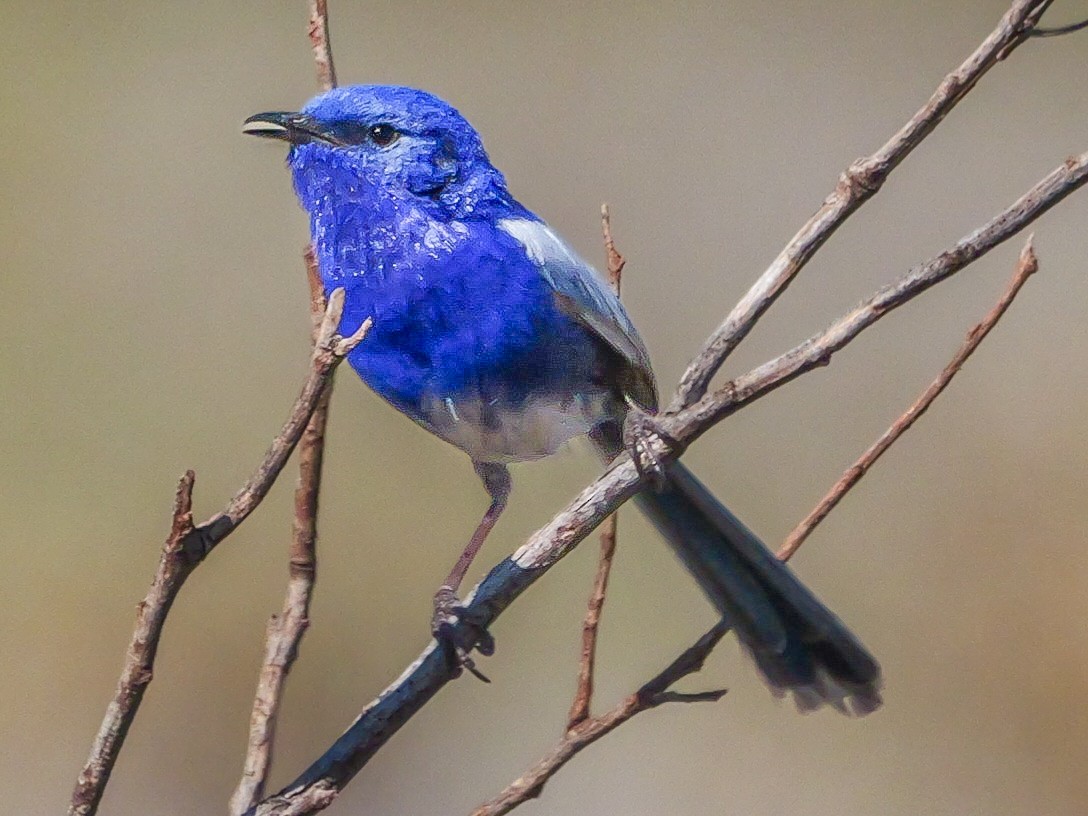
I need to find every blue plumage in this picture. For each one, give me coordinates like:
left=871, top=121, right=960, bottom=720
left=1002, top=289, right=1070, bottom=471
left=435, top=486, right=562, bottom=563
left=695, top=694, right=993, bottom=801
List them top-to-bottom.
left=245, top=85, right=882, bottom=712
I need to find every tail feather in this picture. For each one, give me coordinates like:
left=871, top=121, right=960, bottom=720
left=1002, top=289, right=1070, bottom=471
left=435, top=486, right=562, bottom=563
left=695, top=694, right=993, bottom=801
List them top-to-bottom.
left=626, top=455, right=882, bottom=715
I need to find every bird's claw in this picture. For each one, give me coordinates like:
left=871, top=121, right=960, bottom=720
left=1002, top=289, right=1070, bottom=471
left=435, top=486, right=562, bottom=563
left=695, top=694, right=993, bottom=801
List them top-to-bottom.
left=623, top=405, right=678, bottom=491
left=432, top=586, right=494, bottom=682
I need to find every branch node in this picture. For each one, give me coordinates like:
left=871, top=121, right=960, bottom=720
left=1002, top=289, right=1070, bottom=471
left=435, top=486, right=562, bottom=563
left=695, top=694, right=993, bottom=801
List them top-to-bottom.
left=837, top=159, right=883, bottom=198
left=332, top=317, right=373, bottom=356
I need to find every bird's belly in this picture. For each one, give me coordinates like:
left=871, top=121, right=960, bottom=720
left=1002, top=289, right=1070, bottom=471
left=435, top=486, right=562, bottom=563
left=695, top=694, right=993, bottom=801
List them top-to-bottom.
left=419, top=388, right=611, bottom=463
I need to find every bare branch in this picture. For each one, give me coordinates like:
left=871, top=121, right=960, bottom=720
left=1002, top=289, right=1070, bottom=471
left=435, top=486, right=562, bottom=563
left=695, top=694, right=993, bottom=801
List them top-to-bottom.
left=307, top=0, right=337, bottom=91
left=670, top=0, right=1053, bottom=410
left=232, top=2, right=340, bottom=794
left=1031, top=17, right=1088, bottom=37
left=248, top=147, right=1087, bottom=816
left=671, top=156, right=1084, bottom=444
left=601, top=203, right=626, bottom=292
left=568, top=205, right=626, bottom=729
left=778, top=236, right=1040, bottom=561
left=230, top=250, right=338, bottom=815
left=69, top=290, right=366, bottom=816
left=208, top=290, right=366, bottom=533
left=70, top=473, right=196, bottom=816
left=567, top=513, right=617, bottom=729
left=472, top=625, right=729, bottom=816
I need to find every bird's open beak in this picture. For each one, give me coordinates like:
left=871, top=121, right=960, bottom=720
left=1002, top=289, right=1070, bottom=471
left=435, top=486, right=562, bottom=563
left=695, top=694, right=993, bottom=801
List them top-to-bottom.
left=242, top=111, right=343, bottom=145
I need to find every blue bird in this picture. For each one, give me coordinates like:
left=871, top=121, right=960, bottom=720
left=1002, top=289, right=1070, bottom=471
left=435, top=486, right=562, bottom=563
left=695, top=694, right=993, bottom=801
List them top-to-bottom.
left=244, top=85, right=881, bottom=713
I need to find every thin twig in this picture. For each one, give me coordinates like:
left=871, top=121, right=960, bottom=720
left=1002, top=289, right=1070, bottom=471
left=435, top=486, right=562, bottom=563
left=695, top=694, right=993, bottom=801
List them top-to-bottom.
left=307, top=0, right=337, bottom=91
left=670, top=0, right=1053, bottom=410
left=230, top=5, right=340, bottom=806
left=1031, top=16, right=1088, bottom=36
left=247, top=147, right=1087, bottom=816
left=601, top=203, right=626, bottom=293
left=568, top=205, right=626, bottom=729
left=778, top=236, right=1040, bottom=560
left=230, top=250, right=338, bottom=814
left=69, top=291, right=367, bottom=816
left=213, top=291, right=368, bottom=532
left=69, top=473, right=195, bottom=816
left=567, top=513, right=616, bottom=729
left=473, top=625, right=728, bottom=816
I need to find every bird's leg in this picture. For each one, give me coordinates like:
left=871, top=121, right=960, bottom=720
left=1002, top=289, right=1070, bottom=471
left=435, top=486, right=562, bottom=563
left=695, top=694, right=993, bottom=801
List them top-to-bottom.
left=622, top=398, right=680, bottom=491
left=433, top=461, right=511, bottom=680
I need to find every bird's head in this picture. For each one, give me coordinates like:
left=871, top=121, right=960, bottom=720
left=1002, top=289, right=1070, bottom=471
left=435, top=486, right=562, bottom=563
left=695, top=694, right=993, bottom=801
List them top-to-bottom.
left=244, top=85, right=510, bottom=219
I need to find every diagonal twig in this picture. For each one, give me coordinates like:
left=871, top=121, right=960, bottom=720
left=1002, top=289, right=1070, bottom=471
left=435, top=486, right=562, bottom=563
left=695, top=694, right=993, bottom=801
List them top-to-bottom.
left=670, top=0, right=1054, bottom=411
left=230, top=3, right=340, bottom=808
left=1030, top=16, right=1088, bottom=37
left=670, top=155, right=1084, bottom=446
left=568, top=204, right=626, bottom=730
left=778, top=236, right=1040, bottom=560
left=69, top=290, right=368, bottom=816
left=473, top=625, right=729, bottom=816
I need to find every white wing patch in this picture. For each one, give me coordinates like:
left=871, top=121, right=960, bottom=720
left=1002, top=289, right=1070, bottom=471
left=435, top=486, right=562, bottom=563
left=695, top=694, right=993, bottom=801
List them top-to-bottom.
left=498, top=217, right=654, bottom=390
left=498, top=218, right=583, bottom=272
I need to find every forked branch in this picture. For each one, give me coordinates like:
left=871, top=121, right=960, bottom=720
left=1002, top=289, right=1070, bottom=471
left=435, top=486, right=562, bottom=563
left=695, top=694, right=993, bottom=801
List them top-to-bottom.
left=670, top=0, right=1053, bottom=409
left=69, top=290, right=368, bottom=816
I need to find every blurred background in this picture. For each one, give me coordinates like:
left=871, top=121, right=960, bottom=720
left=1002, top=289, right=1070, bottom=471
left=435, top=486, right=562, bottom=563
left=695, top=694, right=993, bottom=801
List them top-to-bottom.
left=2, top=2, right=1087, bottom=814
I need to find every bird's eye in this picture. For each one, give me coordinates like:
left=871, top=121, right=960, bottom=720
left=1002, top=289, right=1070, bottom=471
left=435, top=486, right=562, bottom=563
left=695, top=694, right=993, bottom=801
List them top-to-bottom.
left=368, top=123, right=400, bottom=147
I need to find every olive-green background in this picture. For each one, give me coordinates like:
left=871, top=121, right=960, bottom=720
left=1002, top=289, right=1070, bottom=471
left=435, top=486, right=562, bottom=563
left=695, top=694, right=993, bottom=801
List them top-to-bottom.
left=2, top=2, right=1086, bottom=814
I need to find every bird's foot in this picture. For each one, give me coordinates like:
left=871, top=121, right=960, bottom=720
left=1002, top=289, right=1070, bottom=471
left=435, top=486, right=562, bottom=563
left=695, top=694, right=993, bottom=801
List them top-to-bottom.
left=622, top=404, right=679, bottom=491
left=432, top=585, right=495, bottom=683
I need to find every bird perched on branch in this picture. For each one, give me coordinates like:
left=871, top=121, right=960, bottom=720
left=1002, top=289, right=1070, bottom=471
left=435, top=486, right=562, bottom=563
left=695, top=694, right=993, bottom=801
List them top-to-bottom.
left=244, top=85, right=881, bottom=714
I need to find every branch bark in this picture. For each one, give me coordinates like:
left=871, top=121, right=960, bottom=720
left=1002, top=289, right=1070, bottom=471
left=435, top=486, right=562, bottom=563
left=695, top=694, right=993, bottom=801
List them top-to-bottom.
left=307, top=0, right=337, bottom=90
left=669, top=0, right=1053, bottom=410
left=230, top=4, right=340, bottom=807
left=568, top=204, right=626, bottom=730
left=230, top=250, right=338, bottom=814
left=69, top=290, right=368, bottom=816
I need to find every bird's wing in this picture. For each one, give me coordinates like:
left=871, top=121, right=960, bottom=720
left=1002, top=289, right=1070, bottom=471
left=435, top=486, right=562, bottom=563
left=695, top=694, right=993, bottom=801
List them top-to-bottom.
left=498, top=217, right=657, bottom=410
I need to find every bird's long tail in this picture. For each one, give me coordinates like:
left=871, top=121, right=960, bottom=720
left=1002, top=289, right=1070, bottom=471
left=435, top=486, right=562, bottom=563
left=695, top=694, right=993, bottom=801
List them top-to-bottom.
left=593, top=431, right=882, bottom=714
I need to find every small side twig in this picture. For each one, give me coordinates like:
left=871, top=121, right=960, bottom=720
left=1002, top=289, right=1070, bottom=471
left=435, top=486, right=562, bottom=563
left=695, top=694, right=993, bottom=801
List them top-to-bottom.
left=1030, top=16, right=1088, bottom=37
left=568, top=205, right=625, bottom=730
left=778, top=236, right=1040, bottom=560
left=69, top=290, right=367, bottom=816
left=567, top=513, right=616, bottom=729
left=473, top=625, right=729, bottom=816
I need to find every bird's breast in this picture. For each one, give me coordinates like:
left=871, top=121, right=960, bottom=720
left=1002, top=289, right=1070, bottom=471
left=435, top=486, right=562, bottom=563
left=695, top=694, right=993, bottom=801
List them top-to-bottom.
left=418, top=386, right=612, bottom=463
